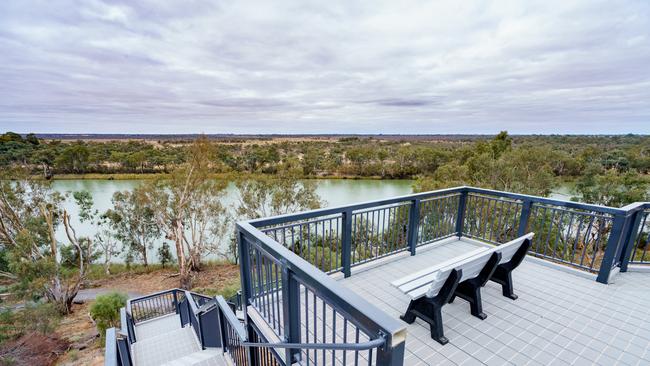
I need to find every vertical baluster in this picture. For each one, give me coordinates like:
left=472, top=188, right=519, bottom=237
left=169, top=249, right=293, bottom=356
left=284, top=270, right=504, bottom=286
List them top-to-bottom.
left=471, top=195, right=479, bottom=238
left=433, top=198, right=440, bottom=239
left=531, top=206, right=543, bottom=253
left=383, top=207, right=389, bottom=251
left=542, top=208, right=555, bottom=258
left=551, top=210, right=567, bottom=260
left=364, top=211, right=370, bottom=261
left=352, top=213, right=358, bottom=265
left=563, top=213, right=576, bottom=262
left=639, top=213, right=649, bottom=262
left=570, top=214, right=585, bottom=265
left=590, top=219, right=606, bottom=270
left=266, top=258, right=275, bottom=331
left=305, top=286, right=310, bottom=366
left=313, top=291, right=318, bottom=365
left=322, top=301, right=326, bottom=364
left=332, top=309, right=337, bottom=366
left=342, top=319, right=348, bottom=366
left=354, top=327, right=360, bottom=366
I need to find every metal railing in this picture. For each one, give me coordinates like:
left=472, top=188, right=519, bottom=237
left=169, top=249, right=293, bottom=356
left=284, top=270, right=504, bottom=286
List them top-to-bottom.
left=247, top=186, right=648, bottom=286
left=102, top=187, right=647, bottom=366
left=628, top=206, right=650, bottom=265
left=238, top=219, right=407, bottom=366
left=127, top=288, right=184, bottom=324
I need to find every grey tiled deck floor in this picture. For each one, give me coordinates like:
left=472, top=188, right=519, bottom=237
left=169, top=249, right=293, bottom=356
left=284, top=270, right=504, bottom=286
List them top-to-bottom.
left=338, top=238, right=650, bottom=366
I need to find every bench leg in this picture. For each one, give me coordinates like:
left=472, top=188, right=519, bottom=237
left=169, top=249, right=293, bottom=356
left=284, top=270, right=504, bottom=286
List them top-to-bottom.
left=489, top=238, right=530, bottom=300
left=492, top=266, right=518, bottom=300
left=399, top=268, right=461, bottom=345
left=455, top=282, right=487, bottom=320
left=399, top=298, right=448, bottom=345
left=400, top=300, right=417, bottom=324
left=429, top=307, right=448, bottom=345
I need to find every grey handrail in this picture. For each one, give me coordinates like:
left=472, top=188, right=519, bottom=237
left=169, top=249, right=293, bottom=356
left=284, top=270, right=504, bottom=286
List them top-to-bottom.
left=248, top=185, right=641, bottom=228
left=248, top=186, right=465, bottom=227
left=238, top=221, right=407, bottom=348
left=126, top=288, right=182, bottom=313
left=213, top=296, right=388, bottom=352
left=241, top=338, right=386, bottom=351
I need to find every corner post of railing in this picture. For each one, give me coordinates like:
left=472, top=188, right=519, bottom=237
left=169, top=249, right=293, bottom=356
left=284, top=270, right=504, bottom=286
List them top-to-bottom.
left=456, top=189, right=467, bottom=237
left=407, top=198, right=420, bottom=255
left=517, top=199, right=533, bottom=237
left=619, top=207, right=644, bottom=272
left=341, top=209, right=353, bottom=278
left=597, top=213, right=627, bottom=284
left=237, top=227, right=253, bottom=310
left=280, top=266, right=301, bottom=364
left=173, top=289, right=179, bottom=314
left=199, top=317, right=206, bottom=350
left=376, top=334, right=406, bottom=366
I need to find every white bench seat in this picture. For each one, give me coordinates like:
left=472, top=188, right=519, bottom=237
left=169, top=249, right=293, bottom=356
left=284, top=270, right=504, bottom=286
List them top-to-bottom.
left=393, top=233, right=534, bottom=345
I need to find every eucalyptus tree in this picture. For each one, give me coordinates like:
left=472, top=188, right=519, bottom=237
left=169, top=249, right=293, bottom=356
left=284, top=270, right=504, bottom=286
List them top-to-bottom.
left=143, top=137, right=230, bottom=289
left=235, top=164, right=322, bottom=220
left=0, top=170, right=97, bottom=314
left=104, top=186, right=161, bottom=266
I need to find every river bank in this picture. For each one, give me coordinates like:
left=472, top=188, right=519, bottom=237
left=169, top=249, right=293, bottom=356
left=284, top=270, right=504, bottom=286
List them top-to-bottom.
left=49, top=172, right=407, bottom=181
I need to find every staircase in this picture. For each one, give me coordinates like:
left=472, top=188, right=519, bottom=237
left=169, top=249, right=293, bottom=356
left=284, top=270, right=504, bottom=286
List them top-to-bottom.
left=131, top=314, right=226, bottom=366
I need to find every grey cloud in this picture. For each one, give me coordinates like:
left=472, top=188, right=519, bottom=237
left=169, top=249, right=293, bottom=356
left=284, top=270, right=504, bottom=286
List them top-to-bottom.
left=0, top=0, right=649, bottom=134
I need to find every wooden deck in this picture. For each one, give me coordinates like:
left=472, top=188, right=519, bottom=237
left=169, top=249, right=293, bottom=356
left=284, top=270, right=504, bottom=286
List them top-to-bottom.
left=334, top=238, right=650, bottom=365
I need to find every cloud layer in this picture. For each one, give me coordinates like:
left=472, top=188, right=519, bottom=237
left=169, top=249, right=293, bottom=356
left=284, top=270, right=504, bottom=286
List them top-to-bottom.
left=1, top=0, right=649, bottom=134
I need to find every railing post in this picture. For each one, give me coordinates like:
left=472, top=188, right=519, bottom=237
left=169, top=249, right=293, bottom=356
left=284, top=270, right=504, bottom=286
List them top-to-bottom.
left=456, top=191, right=467, bottom=236
left=407, top=199, right=420, bottom=255
left=517, top=199, right=533, bottom=237
left=341, top=209, right=353, bottom=278
left=620, top=209, right=644, bottom=272
left=597, top=214, right=627, bottom=284
left=237, top=229, right=253, bottom=309
left=281, top=266, right=301, bottom=364
left=173, top=290, right=179, bottom=314
left=198, top=312, right=205, bottom=350
left=246, top=323, right=258, bottom=366
left=116, top=334, right=133, bottom=366
left=376, top=335, right=406, bottom=366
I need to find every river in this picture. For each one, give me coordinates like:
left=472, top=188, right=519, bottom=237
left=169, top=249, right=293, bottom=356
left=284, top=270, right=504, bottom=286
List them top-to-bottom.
left=53, top=179, right=573, bottom=263
left=53, top=179, right=415, bottom=262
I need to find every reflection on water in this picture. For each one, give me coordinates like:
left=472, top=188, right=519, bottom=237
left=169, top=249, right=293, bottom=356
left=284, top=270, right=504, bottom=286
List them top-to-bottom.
left=52, top=179, right=414, bottom=263
left=52, top=179, right=576, bottom=263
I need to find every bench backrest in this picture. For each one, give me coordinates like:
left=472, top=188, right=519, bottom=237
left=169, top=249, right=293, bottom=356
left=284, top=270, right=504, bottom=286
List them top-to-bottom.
left=393, top=233, right=534, bottom=300
left=493, top=233, right=534, bottom=264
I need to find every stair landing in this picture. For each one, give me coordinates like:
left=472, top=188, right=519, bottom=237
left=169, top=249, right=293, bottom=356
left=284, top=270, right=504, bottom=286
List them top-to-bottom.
left=132, top=314, right=226, bottom=366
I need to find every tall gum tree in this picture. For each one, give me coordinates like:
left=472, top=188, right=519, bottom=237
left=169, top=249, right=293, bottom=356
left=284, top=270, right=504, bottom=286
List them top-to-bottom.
left=144, top=137, right=229, bottom=289
left=0, top=170, right=96, bottom=314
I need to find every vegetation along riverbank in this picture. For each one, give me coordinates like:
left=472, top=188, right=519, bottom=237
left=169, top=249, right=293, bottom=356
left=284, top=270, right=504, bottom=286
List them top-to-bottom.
left=0, top=131, right=649, bottom=364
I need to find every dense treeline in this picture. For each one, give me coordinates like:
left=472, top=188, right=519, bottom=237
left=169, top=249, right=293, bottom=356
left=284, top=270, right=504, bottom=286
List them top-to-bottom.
left=2, top=132, right=649, bottom=181
left=0, top=133, right=648, bottom=317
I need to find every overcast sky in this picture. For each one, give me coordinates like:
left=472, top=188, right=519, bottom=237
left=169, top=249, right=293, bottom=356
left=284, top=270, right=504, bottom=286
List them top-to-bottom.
left=1, top=1, right=649, bottom=134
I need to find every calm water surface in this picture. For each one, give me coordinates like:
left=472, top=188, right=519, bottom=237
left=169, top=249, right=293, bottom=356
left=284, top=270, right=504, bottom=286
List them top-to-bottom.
left=52, top=179, right=573, bottom=262
left=52, top=179, right=414, bottom=262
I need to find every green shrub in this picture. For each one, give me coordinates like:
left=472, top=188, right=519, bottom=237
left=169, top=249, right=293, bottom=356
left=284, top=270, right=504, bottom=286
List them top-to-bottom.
left=90, top=292, right=127, bottom=340
left=0, top=303, right=60, bottom=345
